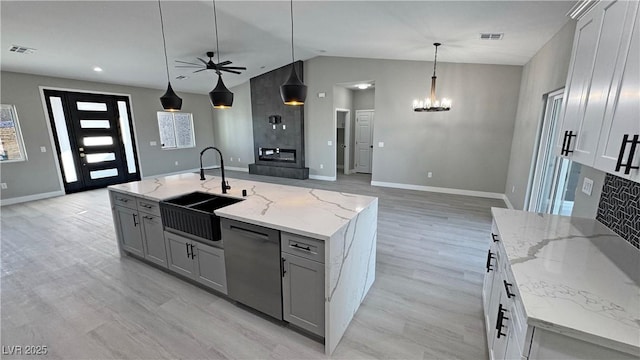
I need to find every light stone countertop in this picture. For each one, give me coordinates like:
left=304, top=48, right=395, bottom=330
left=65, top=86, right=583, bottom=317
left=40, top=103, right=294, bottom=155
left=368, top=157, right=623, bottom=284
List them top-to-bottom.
left=108, top=172, right=377, bottom=240
left=491, top=208, right=640, bottom=356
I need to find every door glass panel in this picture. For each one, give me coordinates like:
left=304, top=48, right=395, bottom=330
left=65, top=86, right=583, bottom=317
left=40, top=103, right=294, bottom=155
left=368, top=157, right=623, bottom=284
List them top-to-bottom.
left=50, top=97, right=78, bottom=183
left=76, top=101, right=107, bottom=111
left=117, top=101, right=137, bottom=174
left=80, top=120, right=111, bottom=129
left=83, top=136, right=113, bottom=146
left=85, top=152, right=115, bottom=163
left=90, top=168, right=118, bottom=179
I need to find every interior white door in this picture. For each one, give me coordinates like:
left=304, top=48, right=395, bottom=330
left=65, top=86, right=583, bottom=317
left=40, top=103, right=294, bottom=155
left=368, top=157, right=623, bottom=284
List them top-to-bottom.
left=355, top=110, right=374, bottom=173
left=343, top=111, right=351, bottom=175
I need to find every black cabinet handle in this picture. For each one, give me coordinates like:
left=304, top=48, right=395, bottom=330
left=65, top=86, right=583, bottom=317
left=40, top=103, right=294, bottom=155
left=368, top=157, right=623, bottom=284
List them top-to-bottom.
left=561, top=130, right=569, bottom=155
left=562, top=130, right=576, bottom=156
left=615, top=134, right=640, bottom=175
left=132, top=213, right=138, bottom=226
left=491, top=233, right=499, bottom=242
left=186, top=243, right=191, bottom=258
left=291, top=243, right=312, bottom=252
left=190, top=244, right=196, bottom=259
left=486, top=250, right=495, bottom=273
left=281, top=257, right=287, bottom=277
left=503, top=280, right=515, bottom=298
left=496, top=303, right=509, bottom=339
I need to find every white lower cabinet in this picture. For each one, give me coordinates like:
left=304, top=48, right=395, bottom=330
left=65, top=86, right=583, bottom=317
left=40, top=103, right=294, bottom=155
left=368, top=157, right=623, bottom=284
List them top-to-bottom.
left=140, top=211, right=168, bottom=267
left=165, top=231, right=227, bottom=295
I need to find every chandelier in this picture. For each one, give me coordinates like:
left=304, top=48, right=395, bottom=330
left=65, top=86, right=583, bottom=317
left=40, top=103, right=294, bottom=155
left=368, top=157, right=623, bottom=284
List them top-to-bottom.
left=413, top=43, right=451, bottom=112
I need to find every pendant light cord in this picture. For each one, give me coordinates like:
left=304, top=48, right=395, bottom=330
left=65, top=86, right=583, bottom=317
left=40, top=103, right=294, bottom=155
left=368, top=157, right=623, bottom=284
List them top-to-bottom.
left=158, top=0, right=170, bottom=82
left=213, top=0, right=221, bottom=66
left=290, top=0, right=295, bottom=64
left=432, top=44, right=439, bottom=77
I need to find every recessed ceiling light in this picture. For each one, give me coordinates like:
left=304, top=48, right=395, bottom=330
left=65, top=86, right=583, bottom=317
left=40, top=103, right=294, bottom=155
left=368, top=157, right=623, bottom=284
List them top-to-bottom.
left=93, top=67, right=103, bottom=72
left=356, top=83, right=371, bottom=90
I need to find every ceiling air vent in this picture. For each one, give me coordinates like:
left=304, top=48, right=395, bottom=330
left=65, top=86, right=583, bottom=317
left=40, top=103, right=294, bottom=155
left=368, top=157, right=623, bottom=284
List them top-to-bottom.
left=480, top=33, right=504, bottom=40
left=9, top=45, right=36, bottom=54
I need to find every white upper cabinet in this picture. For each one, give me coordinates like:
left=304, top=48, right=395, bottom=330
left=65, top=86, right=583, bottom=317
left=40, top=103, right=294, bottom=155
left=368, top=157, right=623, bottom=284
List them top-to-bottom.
left=557, top=0, right=640, bottom=183
left=594, top=6, right=640, bottom=182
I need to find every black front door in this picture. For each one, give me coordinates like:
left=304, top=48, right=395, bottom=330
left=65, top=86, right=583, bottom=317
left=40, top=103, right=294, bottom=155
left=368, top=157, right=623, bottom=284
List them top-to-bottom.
left=44, top=90, right=140, bottom=193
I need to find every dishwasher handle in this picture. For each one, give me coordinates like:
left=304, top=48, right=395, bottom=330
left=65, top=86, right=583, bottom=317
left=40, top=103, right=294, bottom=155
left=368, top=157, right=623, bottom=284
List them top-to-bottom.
left=229, top=225, right=271, bottom=241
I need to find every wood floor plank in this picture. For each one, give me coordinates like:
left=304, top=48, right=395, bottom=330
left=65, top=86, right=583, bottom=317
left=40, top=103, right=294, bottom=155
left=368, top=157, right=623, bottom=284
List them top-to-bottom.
left=1, top=171, right=503, bottom=359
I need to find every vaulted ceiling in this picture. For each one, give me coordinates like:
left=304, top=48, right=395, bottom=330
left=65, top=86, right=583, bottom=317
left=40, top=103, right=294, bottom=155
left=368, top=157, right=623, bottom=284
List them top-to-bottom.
left=1, top=1, right=574, bottom=94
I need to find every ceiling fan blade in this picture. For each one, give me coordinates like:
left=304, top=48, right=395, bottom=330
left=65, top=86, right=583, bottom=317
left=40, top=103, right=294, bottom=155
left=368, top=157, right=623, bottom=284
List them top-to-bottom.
left=197, top=57, right=208, bottom=65
left=175, top=60, right=201, bottom=66
left=218, top=61, right=232, bottom=66
left=175, top=65, right=203, bottom=68
left=221, top=66, right=247, bottom=70
left=193, top=69, right=208, bottom=73
left=220, top=69, right=242, bottom=74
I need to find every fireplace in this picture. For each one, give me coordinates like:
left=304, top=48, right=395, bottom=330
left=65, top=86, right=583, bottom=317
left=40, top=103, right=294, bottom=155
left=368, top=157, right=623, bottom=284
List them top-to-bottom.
left=258, top=147, right=296, bottom=163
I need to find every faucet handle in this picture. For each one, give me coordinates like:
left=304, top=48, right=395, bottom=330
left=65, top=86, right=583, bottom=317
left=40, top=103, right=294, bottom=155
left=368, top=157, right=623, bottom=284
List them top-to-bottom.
left=225, top=181, right=231, bottom=190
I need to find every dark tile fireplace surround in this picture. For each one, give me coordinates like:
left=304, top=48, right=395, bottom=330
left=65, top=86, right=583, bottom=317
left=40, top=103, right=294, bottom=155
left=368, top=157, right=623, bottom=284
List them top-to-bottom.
left=248, top=61, right=309, bottom=179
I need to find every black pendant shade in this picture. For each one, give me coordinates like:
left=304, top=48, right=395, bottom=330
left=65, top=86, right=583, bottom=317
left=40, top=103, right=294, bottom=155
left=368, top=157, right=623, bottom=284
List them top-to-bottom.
left=280, top=65, right=307, bottom=106
left=209, top=74, right=234, bottom=109
left=160, top=82, right=183, bottom=111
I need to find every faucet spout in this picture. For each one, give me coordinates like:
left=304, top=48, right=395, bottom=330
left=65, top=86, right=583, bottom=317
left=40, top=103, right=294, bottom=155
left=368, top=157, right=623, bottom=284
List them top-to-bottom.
left=199, top=146, right=231, bottom=194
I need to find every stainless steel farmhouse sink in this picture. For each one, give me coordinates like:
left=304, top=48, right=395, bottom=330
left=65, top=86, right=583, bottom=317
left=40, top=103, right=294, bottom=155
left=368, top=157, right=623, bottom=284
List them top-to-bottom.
left=159, top=191, right=243, bottom=243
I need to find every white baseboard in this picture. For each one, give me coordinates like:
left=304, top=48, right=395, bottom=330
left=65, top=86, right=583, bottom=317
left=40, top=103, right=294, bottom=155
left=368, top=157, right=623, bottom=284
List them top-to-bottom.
left=225, top=166, right=249, bottom=172
left=309, top=174, right=337, bottom=181
left=370, top=181, right=505, bottom=200
left=1, top=190, right=65, bottom=206
left=502, top=194, right=515, bottom=209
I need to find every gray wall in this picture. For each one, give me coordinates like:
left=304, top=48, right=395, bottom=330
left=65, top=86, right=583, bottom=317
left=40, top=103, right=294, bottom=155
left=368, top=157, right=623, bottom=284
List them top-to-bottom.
left=504, top=21, right=576, bottom=209
left=304, top=56, right=522, bottom=193
left=0, top=71, right=215, bottom=200
left=212, top=81, right=254, bottom=170
left=333, top=86, right=353, bottom=111
left=353, top=88, right=375, bottom=110
left=572, top=165, right=606, bottom=218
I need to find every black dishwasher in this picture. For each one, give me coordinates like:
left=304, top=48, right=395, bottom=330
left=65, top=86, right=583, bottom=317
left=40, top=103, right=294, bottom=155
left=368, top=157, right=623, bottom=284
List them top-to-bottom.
left=221, top=218, right=282, bottom=320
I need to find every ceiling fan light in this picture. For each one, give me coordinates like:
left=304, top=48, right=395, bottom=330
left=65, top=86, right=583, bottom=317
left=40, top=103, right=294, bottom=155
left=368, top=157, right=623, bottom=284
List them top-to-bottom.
left=280, top=65, right=307, bottom=106
left=209, top=75, right=234, bottom=109
left=160, top=82, right=183, bottom=111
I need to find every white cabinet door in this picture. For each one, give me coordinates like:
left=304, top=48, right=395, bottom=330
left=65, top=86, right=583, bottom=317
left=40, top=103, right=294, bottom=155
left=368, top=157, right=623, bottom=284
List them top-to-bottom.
left=572, top=1, right=638, bottom=165
left=595, top=5, right=640, bottom=182
left=557, top=6, right=602, bottom=157
left=114, top=205, right=144, bottom=256
left=141, top=213, right=168, bottom=267
left=165, top=231, right=195, bottom=278
left=193, top=242, right=227, bottom=294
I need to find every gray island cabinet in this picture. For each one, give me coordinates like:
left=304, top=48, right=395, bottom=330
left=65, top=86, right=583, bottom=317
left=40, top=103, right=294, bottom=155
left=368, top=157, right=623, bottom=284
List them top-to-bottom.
left=108, top=172, right=378, bottom=355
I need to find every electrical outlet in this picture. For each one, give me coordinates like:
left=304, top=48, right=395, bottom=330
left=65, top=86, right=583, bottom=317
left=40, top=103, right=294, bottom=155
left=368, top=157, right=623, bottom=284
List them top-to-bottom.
left=273, top=124, right=276, bottom=130
left=282, top=125, right=286, bottom=130
left=327, top=140, right=333, bottom=146
left=150, top=141, right=157, bottom=146
left=378, top=142, right=384, bottom=147
left=40, top=146, right=46, bottom=153
left=230, top=157, right=233, bottom=161
left=237, top=158, right=241, bottom=162
left=174, top=161, right=179, bottom=166
left=320, top=164, right=324, bottom=169
left=427, top=172, right=432, bottom=178
left=582, top=177, right=594, bottom=196
left=0, top=183, right=7, bottom=190
left=512, top=186, right=515, bottom=193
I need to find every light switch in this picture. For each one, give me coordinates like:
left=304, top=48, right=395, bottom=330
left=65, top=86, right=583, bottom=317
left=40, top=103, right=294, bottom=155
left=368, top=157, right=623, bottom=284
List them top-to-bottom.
left=318, top=92, right=326, bottom=98
left=273, top=124, right=276, bottom=130
left=328, top=140, right=333, bottom=146
left=150, top=141, right=157, bottom=146
left=378, top=142, right=384, bottom=148
left=40, top=146, right=47, bottom=153
left=582, top=177, right=594, bottom=196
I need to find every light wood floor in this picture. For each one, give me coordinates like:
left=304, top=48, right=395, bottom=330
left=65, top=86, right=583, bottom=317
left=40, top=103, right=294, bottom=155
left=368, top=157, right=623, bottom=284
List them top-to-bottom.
left=1, top=171, right=505, bottom=359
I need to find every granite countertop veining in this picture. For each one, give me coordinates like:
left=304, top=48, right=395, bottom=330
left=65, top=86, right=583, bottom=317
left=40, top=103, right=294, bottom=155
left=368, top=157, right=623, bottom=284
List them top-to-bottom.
left=108, top=172, right=377, bottom=240
left=491, top=208, right=640, bottom=356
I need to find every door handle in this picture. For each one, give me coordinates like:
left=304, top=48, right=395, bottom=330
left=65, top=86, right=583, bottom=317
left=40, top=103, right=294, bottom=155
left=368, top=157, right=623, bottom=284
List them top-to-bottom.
left=370, top=145, right=373, bottom=148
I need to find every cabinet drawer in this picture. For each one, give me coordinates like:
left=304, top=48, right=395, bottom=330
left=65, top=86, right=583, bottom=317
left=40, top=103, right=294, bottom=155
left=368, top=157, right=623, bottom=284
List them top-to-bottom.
left=111, top=192, right=137, bottom=210
left=137, top=198, right=161, bottom=216
left=281, top=232, right=324, bottom=263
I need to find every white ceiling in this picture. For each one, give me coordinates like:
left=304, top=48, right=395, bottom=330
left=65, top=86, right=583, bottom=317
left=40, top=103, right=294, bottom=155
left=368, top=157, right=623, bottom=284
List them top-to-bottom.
left=0, top=1, right=574, bottom=95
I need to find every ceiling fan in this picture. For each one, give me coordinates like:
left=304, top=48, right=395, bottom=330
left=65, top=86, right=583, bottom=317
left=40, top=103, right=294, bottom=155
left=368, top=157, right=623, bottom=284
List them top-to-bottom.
left=175, top=51, right=246, bottom=74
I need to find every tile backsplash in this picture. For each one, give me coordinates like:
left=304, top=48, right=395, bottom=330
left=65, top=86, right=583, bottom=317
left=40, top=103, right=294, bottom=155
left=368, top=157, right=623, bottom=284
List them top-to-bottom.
left=596, top=174, right=640, bottom=249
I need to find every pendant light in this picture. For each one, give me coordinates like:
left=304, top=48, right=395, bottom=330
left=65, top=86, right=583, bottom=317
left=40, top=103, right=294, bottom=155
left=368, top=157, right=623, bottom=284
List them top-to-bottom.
left=157, top=0, right=182, bottom=111
left=209, top=0, right=233, bottom=109
left=280, top=0, right=307, bottom=106
left=413, top=43, right=451, bottom=112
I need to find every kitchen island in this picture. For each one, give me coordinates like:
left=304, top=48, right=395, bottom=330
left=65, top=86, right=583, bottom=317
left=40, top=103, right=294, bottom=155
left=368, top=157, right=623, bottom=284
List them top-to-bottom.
left=108, top=172, right=377, bottom=355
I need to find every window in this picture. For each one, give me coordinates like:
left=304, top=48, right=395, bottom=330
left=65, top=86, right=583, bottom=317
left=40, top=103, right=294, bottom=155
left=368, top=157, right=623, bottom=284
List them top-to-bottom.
left=0, top=104, right=27, bottom=162
left=157, top=112, right=195, bottom=149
